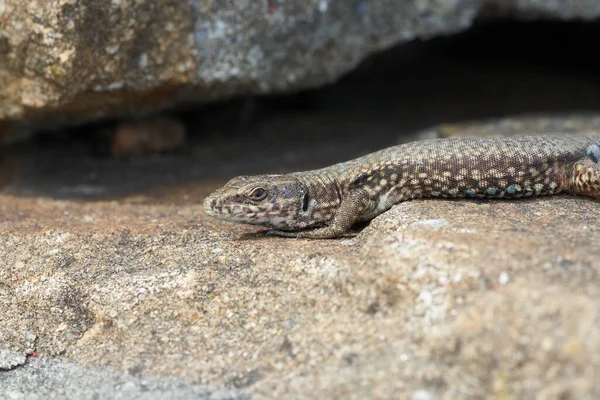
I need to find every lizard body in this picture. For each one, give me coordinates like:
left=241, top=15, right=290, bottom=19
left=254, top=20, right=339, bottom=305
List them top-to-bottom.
left=204, top=135, right=600, bottom=238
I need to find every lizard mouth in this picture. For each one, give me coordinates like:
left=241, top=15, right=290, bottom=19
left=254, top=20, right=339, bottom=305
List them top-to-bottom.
left=203, top=197, right=216, bottom=216
left=204, top=197, right=238, bottom=218
left=204, top=198, right=296, bottom=229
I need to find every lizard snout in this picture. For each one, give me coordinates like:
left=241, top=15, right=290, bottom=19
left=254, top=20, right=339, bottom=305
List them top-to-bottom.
left=203, top=196, right=217, bottom=216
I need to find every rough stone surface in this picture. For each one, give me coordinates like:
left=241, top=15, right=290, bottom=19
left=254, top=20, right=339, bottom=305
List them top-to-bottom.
left=1, top=0, right=600, bottom=131
left=2, top=59, right=600, bottom=397
left=434, top=114, right=600, bottom=139
left=110, top=117, right=187, bottom=158
left=2, top=120, right=600, bottom=398
left=1, top=183, right=599, bottom=399
left=0, top=357, right=245, bottom=400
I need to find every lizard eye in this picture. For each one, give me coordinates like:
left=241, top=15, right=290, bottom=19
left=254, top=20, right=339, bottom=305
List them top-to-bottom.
left=249, top=187, right=267, bottom=201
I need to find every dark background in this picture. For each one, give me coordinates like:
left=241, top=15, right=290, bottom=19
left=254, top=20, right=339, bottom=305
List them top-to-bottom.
left=5, top=21, right=600, bottom=202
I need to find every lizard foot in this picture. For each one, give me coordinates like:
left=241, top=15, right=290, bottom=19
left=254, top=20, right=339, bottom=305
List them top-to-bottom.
left=266, top=229, right=302, bottom=238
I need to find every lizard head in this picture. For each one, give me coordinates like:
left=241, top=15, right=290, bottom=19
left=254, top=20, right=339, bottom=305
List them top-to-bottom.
left=204, top=174, right=309, bottom=229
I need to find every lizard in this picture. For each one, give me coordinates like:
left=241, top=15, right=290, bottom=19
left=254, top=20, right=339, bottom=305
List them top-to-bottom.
left=203, top=135, right=600, bottom=239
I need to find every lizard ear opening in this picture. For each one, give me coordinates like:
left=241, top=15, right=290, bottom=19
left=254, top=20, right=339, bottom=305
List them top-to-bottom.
left=302, top=192, right=310, bottom=212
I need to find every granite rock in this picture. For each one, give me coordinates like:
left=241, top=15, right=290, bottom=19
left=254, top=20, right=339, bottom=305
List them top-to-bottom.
left=1, top=0, right=600, bottom=132
left=1, top=116, right=599, bottom=397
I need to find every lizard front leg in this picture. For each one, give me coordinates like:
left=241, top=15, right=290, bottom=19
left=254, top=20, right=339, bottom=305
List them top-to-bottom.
left=566, top=156, right=600, bottom=197
left=268, top=189, right=373, bottom=239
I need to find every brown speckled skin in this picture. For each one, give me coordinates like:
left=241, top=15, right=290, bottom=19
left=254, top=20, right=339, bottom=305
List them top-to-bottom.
left=204, top=135, right=600, bottom=238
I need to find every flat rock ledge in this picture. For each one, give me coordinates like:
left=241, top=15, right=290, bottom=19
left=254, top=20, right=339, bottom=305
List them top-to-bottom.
left=1, top=191, right=599, bottom=398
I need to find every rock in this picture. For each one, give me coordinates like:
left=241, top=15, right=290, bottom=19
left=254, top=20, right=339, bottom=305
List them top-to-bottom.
left=1, top=0, right=600, bottom=135
left=435, top=113, right=600, bottom=138
left=110, top=117, right=186, bottom=158
left=1, top=122, right=599, bottom=397
left=0, top=348, right=27, bottom=370
left=0, top=357, right=245, bottom=400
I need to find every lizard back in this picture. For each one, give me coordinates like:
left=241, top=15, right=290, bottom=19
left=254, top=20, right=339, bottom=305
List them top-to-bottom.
left=205, top=135, right=600, bottom=238
left=293, top=135, right=600, bottom=221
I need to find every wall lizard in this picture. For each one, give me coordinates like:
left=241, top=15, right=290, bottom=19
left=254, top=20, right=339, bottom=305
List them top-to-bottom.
left=204, top=135, right=600, bottom=238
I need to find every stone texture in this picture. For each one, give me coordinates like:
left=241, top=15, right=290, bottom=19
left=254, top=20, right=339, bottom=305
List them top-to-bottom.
left=1, top=0, right=600, bottom=134
left=2, top=55, right=600, bottom=396
left=2, top=112, right=600, bottom=398
left=435, top=114, right=600, bottom=139
left=110, top=117, right=187, bottom=158
left=1, top=182, right=599, bottom=399
left=0, top=357, right=245, bottom=400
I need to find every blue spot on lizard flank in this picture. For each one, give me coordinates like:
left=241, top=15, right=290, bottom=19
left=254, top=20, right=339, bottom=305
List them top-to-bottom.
left=587, top=144, right=600, bottom=163
left=506, top=185, right=516, bottom=194
left=486, top=188, right=496, bottom=196
left=466, top=189, right=476, bottom=197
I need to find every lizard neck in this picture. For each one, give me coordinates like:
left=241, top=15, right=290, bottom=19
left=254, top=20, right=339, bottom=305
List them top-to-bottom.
left=294, top=172, right=344, bottom=226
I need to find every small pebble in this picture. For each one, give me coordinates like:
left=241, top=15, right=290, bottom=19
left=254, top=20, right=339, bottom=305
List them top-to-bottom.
left=110, top=116, right=186, bottom=158
left=499, top=271, right=509, bottom=285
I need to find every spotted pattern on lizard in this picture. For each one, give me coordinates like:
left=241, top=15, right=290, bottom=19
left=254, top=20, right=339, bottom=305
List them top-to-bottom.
left=204, top=135, right=600, bottom=238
